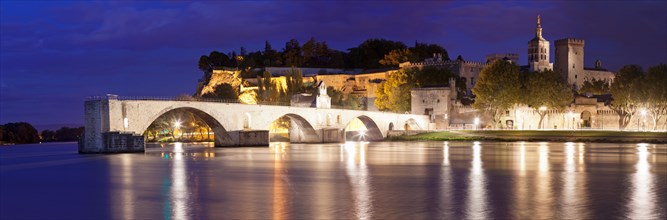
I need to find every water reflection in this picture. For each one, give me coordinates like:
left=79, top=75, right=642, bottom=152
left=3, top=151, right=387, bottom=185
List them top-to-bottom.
left=93, top=141, right=667, bottom=219
left=342, top=142, right=372, bottom=219
left=440, top=142, right=454, bottom=218
left=465, top=142, right=489, bottom=219
left=170, top=143, right=190, bottom=220
left=270, top=143, right=289, bottom=220
left=627, top=143, right=656, bottom=219
left=112, top=154, right=135, bottom=220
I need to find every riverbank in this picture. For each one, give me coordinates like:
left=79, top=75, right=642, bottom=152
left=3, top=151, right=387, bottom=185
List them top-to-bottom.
left=388, top=130, right=667, bottom=144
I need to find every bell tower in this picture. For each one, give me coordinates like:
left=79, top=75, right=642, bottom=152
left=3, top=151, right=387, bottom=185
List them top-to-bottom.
left=528, top=15, right=553, bottom=72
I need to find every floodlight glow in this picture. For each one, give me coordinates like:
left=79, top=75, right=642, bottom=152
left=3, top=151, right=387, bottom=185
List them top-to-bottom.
left=539, top=106, right=547, bottom=111
left=640, top=109, right=647, bottom=116
left=474, top=117, right=480, bottom=125
left=173, top=120, right=182, bottom=129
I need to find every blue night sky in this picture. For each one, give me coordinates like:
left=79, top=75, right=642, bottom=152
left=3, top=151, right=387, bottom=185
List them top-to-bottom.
left=1, top=1, right=665, bottom=128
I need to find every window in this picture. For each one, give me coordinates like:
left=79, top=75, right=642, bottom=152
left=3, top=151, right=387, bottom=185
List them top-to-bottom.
left=470, top=67, right=474, bottom=72
left=575, top=74, right=577, bottom=79
left=471, top=77, right=475, bottom=85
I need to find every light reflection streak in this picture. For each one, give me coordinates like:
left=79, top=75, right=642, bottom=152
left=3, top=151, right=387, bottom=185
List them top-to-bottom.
left=171, top=142, right=189, bottom=220
left=343, top=142, right=372, bottom=220
left=441, top=142, right=453, bottom=217
left=465, top=142, right=488, bottom=219
left=513, top=142, right=528, bottom=218
left=519, top=142, right=526, bottom=175
left=560, top=142, right=577, bottom=219
left=271, top=143, right=288, bottom=220
left=534, top=143, right=553, bottom=219
left=628, top=143, right=656, bottom=219
left=113, top=154, right=135, bottom=220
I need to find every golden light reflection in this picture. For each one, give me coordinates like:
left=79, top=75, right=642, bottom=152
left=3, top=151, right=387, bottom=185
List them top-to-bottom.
left=171, top=142, right=189, bottom=220
left=272, top=142, right=288, bottom=220
left=342, top=142, right=372, bottom=220
left=465, top=142, right=488, bottom=219
left=513, top=142, right=528, bottom=218
left=518, top=142, right=526, bottom=175
left=534, top=142, right=553, bottom=219
left=560, top=142, right=577, bottom=219
left=578, top=143, right=585, bottom=165
left=628, top=143, right=656, bottom=219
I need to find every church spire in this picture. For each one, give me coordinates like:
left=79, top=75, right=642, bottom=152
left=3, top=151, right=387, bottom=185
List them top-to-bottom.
left=536, top=15, right=543, bottom=38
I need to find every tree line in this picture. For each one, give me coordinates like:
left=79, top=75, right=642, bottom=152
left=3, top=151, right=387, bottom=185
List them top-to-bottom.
left=198, top=38, right=448, bottom=74
left=472, top=61, right=667, bottom=130
left=0, top=122, right=84, bottom=144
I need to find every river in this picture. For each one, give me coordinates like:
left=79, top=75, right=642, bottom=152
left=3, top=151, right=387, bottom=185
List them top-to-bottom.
left=1, top=141, right=665, bottom=219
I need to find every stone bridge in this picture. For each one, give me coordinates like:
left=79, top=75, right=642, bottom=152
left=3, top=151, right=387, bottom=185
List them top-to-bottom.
left=80, top=96, right=430, bottom=153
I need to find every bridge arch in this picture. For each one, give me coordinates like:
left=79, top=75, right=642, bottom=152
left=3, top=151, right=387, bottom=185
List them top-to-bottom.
left=141, top=107, right=233, bottom=147
left=269, top=113, right=320, bottom=143
left=343, top=115, right=383, bottom=141
left=404, top=118, right=422, bottom=130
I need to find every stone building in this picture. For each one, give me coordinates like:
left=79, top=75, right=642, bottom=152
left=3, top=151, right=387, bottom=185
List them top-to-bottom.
left=410, top=79, right=458, bottom=130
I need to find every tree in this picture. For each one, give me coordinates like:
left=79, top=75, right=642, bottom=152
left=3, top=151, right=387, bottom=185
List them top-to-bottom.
left=347, top=38, right=407, bottom=69
left=283, top=39, right=302, bottom=67
left=410, top=42, right=449, bottom=61
left=379, top=49, right=414, bottom=66
left=472, top=60, right=522, bottom=128
left=642, top=64, right=667, bottom=130
left=609, top=65, right=645, bottom=130
left=285, top=67, right=304, bottom=97
left=374, top=69, right=415, bottom=112
left=523, top=70, right=573, bottom=129
left=257, top=71, right=284, bottom=103
left=579, top=78, right=610, bottom=95
left=202, top=83, right=239, bottom=100
left=0, top=122, right=39, bottom=144
left=54, top=127, right=85, bottom=141
left=41, top=130, right=56, bottom=142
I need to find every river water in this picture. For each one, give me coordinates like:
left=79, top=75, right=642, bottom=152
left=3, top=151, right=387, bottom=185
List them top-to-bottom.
left=1, top=141, right=665, bottom=219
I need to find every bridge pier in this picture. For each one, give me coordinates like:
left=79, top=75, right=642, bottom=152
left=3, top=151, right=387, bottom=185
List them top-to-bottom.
left=220, top=130, right=270, bottom=147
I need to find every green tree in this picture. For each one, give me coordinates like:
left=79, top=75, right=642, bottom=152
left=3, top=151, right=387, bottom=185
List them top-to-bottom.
left=472, top=60, right=522, bottom=128
left=642, top=64, right=667, bottom=130
left=609, top=65, right=645, bottom=130
left=523, top=70, right=573, bottom=129
left=579, top=78, right=610, bottom=95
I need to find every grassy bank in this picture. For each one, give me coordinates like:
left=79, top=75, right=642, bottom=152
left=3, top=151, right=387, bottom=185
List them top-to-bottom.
left=388, top=130, right=667, bottom=143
